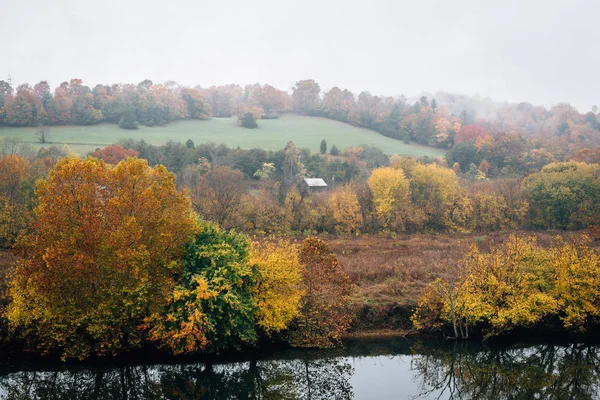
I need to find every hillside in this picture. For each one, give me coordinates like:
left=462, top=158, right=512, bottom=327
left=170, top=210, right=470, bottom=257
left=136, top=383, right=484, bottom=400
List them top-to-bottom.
left=0, top=114, right=445, bottom=157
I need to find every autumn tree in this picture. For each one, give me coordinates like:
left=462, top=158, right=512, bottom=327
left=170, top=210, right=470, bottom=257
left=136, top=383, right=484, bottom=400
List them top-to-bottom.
left=292, top=79, right=321, bottom=115
left=180, top=87, right=211, bottom=119
left=322, top=87, right=355, bottom=122
left=455, top=124, right=489, bottom=143
left=282, top=141, right=307, bottom=187
left=89, top=144, right=139, bottom=164
left=574, top=146, right=600, bottom=164
left=0, top=155, right=34, bottom=248
left=6, top=157, right=197, bottom=359
left=522, top=161, right=600, bottom=229
left=410, top=163, right=472, bottom=232
left=191, top=166, right=248, bottom=230
left=367, top=167, right=411, bottom=231
left=328, top=185, right=363, bottom=234
left=468, top=188, right=508, bottom=231
left=147, top=221, right=258, bottom=354
left=413, top=235, right=600, bottom=338
left=551, top=235, right=600, bottom=330
left=288, top=237, right=352, bottom=348
left=250, top=239, right=304, bottom=335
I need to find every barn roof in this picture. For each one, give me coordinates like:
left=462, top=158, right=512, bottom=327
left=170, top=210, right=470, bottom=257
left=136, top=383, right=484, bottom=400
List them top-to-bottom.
left=303, top=178, right=328, bottom=187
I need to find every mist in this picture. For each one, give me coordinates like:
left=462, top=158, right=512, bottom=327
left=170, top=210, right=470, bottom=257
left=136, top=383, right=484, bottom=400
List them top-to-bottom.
left=3, top=0, right=599, bottom=111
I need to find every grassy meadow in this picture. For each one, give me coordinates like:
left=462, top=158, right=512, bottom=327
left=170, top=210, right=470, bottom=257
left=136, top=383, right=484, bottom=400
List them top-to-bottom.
left=0, top=114, right=445, bottom=157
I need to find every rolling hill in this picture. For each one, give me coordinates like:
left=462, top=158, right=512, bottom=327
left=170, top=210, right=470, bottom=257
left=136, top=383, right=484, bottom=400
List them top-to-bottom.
left=0, top=114, right=446, bottom=157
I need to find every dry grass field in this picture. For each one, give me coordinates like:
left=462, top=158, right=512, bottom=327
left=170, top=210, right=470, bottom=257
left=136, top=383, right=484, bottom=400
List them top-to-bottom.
left=327, top=231, right=599, bottom=331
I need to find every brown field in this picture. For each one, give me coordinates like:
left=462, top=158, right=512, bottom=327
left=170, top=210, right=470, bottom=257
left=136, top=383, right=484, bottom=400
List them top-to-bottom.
left=327, top=231, right=600, bottom=331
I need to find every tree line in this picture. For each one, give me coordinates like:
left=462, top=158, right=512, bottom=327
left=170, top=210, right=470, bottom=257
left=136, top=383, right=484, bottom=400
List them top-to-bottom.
left=2, top=78, right=600, bottom=156
left=1, top=139, right=599, bottom=248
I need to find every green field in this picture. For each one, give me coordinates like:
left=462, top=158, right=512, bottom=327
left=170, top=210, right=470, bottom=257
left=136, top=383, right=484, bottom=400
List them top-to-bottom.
left=0, top=114, right=445, bottom=157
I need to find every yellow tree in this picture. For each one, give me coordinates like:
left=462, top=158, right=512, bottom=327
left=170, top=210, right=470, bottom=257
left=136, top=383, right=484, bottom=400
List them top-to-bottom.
left=7, top=157, right=197, bottom=359
left=409, top=163, right=472, bottom=232
left=367, top=167, right=411, bottom=231
left=328, top=185, right=363, bottom=234
left=468, top=188, right=508, bottom=232
left=551, top=235, right=600, bottom=330
left=250, top=239, right=304, bottom=335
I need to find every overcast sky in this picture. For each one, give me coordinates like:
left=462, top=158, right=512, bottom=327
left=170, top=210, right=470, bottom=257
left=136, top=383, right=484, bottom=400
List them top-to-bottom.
left=3, top=0, right=599, bottom=111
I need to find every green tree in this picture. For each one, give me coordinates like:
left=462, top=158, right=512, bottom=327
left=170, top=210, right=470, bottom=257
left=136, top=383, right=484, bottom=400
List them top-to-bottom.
left=118, top=103, right=139, bottom=130
left=241, top=112, right=258, bottom=128
left=320, top=139, right=327, bottom=154
left=522, top=161, right=600, bottom=229
left=147, top=221, right=259, bottom=354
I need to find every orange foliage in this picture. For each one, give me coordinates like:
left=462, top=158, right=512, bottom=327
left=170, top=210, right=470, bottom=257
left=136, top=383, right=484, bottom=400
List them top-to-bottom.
left=90, top=144, right=139, bottom=164
left=7, top=157, right=197, bottom=359
left=288, top=237, right=352, bottom=348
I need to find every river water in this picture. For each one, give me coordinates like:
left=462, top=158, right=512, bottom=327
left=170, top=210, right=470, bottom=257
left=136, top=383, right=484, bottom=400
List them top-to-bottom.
left=1, top=338, right=600, bottom=399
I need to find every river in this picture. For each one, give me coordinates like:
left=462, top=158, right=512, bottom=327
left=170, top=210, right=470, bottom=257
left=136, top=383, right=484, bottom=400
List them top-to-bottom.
left=1, top=338, right=600, bottom=399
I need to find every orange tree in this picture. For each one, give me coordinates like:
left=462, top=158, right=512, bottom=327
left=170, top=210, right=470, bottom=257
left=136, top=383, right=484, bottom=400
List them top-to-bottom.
left=6, top=157, right=197, bottom=359
left=288, top=237, right=352, bottom=348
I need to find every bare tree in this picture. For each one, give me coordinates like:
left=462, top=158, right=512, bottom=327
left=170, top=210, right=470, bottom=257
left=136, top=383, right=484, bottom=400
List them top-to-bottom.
left=191, top=166, right=247, bottom=229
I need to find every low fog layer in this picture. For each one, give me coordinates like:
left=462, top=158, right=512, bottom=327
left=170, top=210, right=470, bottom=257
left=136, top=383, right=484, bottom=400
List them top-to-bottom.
left=3, top=0, right=599, bottom=111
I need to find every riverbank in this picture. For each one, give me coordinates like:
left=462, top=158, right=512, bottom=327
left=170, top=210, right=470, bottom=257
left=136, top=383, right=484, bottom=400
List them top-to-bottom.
left=1, top=231, right=598, bottom=364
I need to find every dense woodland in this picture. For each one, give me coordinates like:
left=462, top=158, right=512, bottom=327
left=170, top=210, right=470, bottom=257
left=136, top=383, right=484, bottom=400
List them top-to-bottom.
left=1, top=77, right=600, bottom=359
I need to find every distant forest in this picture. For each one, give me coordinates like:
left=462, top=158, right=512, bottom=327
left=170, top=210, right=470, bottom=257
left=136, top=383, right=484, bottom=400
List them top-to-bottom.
left=1, top=78, right=599, bottom=157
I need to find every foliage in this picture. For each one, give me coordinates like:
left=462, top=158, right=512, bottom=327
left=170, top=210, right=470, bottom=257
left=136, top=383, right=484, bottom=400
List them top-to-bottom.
left=291, top=80, right=321, bottom=115
left=240, top=112, right=258, bottom=129
left=320, top=139, right=327, bottom=154
left=89, top=144, right=139, bottom=164
left=0, top=155, right=34, bottom=248
left=6, top=157, right=197, bottom=359
left=522, top=161, right=600, bottom=229
left=410, top=163, right=471, bottom=232
left=191, top=166, right=248, bottom=230
left=367, top=167, right=411, bottom=231
left=328, top=185, right=363, bottom=234
left=147, top=221, right=258, bottom=354
left=413, top=234, right=600, bottom=338
left=288, top=237, right=352, bottom=348
left=250, top=239, right=304, bottom=335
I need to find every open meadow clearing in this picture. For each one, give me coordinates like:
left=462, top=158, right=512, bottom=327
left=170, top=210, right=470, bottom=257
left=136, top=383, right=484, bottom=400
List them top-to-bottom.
left=0, top=114, right=445, bottom=157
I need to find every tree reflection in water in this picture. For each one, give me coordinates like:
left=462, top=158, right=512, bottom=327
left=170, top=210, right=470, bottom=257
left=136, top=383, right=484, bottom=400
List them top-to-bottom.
left=3, top=342, right=600, bottom=399
left=411, top=342, right=600, bottom=400
left=0, top=356, right=353, bottom=400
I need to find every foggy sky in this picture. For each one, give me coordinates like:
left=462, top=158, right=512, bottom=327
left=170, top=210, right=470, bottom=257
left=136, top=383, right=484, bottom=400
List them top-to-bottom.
left=3, top=0, right=599, bottom=112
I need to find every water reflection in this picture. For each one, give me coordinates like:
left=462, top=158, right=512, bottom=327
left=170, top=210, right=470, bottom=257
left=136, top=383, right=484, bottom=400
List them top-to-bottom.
left=2, top=342, right=600, bottom=399
left=411, top=342, right=600, bottom=399
left=0, top=356, right=353, bottom=400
